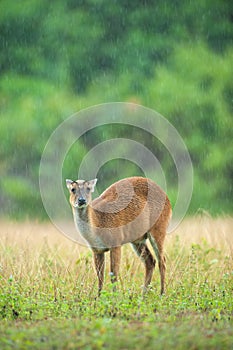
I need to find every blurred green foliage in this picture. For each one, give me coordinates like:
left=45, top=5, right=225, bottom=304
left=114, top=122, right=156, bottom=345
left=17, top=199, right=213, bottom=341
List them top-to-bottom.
left=0, top=0, right=232, bottom=218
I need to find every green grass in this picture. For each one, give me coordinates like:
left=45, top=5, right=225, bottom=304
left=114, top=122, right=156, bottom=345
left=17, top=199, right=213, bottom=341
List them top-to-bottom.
left=0, top=218, right=232, bottom=349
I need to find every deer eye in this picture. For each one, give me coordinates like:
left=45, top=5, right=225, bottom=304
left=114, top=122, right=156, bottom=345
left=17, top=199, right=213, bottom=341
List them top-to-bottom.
left=86, top=187, right=91, bottom=192
left=71, top=188, right=76, bottom=193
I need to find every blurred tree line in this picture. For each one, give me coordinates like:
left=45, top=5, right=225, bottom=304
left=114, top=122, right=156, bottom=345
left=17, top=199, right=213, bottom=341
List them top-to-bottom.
left=0, top=0, right=232, bottom=218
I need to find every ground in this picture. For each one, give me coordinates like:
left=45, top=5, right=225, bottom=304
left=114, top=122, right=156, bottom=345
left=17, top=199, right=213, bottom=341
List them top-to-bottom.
left=0, top=217, right=232, bottom=349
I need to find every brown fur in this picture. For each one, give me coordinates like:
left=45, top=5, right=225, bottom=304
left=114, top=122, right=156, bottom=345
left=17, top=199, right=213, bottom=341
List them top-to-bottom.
left=66, top=176, right=172, bottom=295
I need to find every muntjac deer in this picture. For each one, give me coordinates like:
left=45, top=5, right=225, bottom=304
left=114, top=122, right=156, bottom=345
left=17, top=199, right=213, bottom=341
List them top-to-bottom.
left=66, top=176, right=172, bottom=295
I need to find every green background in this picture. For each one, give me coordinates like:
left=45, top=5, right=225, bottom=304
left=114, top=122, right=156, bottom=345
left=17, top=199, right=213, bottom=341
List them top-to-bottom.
left=0, top=0, right=232, bottom=218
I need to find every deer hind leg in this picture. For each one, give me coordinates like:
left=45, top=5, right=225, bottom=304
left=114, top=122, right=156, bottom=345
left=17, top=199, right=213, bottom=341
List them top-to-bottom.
left=149, top=228, right=166, bottom=295
left=131, top=240, right=155, bottom=294
left=110, top=247, right=121, bottom=290
left=93, top=251, right=105, bottom=296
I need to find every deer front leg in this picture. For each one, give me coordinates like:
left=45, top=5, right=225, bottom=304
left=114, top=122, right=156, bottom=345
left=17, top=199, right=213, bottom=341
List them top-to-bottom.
left=110, top=247, right=121, bottom=289
left=93, top=251, right=105, bottom=296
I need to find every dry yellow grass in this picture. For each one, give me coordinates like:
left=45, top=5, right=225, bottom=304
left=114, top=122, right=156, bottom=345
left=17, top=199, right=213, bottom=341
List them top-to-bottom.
left=168, top=215, right=233, bottom=252
left=0, top=216, right=232, bottom=292
left=0, top=216, right=232, bottom=256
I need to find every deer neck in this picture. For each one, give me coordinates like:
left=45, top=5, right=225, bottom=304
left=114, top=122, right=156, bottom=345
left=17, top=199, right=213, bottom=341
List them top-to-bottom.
left=72, top=203, right=93, bottom=235
left=72, top=203, right=106, bottom=250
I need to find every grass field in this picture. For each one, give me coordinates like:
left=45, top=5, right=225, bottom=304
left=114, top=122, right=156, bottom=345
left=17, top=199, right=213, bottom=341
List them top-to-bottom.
left=0, top=216, right=232, bottom=349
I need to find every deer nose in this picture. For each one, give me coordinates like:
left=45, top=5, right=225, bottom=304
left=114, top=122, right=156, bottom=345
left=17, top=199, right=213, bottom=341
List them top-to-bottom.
left=78, top=197, right=86, bottom=206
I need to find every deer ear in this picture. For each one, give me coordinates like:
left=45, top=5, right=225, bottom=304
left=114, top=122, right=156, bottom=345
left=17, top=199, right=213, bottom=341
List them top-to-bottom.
left=88, top=178, right=97, bottom=192
left=66, top=179, right=73, bottom=190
